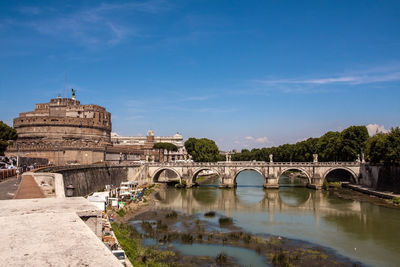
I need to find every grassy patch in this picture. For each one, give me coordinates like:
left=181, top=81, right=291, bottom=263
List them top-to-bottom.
left=329, top=182, right=342, bottom=188
left=393, top=197, right=400, bottom=204
left=116, top=208, right=126, bottom=217
left=111, top=222, right=176, bottom=267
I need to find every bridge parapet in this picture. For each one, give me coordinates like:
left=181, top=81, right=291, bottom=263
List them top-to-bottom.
left=144, top=161, right=360, bottom=168
left=144, top=161, right=361, bottom=189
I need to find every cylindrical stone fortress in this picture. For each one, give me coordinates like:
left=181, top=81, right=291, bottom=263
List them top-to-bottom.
left=6, top=96, right=112, bottom=165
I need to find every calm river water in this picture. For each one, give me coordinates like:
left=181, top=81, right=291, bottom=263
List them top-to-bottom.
left=154, top=170, right=400, bottom=267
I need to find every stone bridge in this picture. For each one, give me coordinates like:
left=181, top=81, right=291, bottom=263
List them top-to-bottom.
left=136, top=161, right=361, bottom=189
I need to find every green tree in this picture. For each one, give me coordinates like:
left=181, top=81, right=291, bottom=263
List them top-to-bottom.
left=0, top=121, right=17, bottom=155
left=340, top=126, right=369, bottom=161
left=366, top=127, right=400, bottom=164
left=386, top=127, right=400, bottom=164
left=317, top=131, right=342, bottom=161
left=365, top=133, right=388, bottom=163
left=184, top=138, right=220, bottom=162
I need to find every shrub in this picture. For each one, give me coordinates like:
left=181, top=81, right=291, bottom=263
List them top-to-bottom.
left=116, top=208, right=126, bottom=217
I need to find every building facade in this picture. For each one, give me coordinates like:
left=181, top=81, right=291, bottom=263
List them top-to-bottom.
left=6, top=95, right=112, bottom=165
left=107, top=130, right=188, bottom=162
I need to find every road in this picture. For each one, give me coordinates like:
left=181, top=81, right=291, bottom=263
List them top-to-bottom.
left=0, top=176, right=21, bottom=200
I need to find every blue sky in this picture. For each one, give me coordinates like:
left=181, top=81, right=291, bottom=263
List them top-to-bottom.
left=1, top=0, right=399, bottom=150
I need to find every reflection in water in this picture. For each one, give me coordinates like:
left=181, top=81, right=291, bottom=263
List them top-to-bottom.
left=235, top=170, right=265, bottom=204
left=156, top=171, right=400, bottom=267
left=192, top=187, right=219, bottom=205
left=278, top=187, right=310, bottom=207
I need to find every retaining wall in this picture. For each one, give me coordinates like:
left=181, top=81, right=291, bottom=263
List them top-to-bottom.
left=360, top=164, right=400, bottom=193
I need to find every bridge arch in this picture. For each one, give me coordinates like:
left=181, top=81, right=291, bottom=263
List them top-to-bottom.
left=152, top=167, right=182, bottom=183
left=192, top=167, right=221, bottom=184
left=233, top=167, right=266, bottom=185
left=278, top=167, right=312, bottom=184
left=323, top=167, right=358, bottom=183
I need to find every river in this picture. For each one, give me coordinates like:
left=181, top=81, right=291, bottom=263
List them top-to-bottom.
left=152, top=170, right=400, bottom=267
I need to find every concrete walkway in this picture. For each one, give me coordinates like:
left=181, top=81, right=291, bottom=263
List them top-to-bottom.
left=14, top=174, right=45, bottom=199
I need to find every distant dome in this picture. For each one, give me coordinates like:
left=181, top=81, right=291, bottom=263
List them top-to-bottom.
left=174, top=133, right=182, bottom=138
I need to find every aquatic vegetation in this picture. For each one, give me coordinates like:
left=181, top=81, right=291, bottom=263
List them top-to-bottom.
left=165, top=211, right=178, bottom=219
left=204, top=211, right=216, bottom=217
left=218, top=217, right=233, bottom=226
left=157, top=220, right=168, bottom=231
left=141, top=221, right=154, bottom=234
left=180, top=233, right=194, bottom=244
left=215, top=252, right=228, bottom=265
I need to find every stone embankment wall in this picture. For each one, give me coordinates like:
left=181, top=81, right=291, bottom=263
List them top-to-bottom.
left=360, top=164, right=400, bottom=193
left=59, top=166, right=127, bottom=196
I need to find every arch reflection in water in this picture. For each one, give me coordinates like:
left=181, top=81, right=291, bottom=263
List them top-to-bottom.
left=235, top=170, right=265, bottom=205
left=153, top=187, right=400, bottom=267
left=192, top=187, right=219, bottom=205
left=278, top=187, right=311, bottom=207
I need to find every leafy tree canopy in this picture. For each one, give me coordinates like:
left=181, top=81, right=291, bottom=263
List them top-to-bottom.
left=0, top=121, right=17, bottom=155
left=0, top=121, right=17, bottom=141
left=232, top=125, right=371, bottom=162
left=365, top=127, right=400, bottom=164
left=184, top=137, right=221, bottom=162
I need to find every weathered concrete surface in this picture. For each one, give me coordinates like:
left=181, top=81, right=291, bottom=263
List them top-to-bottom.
left=0, top=197, right=121, bottom=267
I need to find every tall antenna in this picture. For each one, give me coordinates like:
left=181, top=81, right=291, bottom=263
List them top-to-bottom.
left=64, top=72, right=68, bottom=98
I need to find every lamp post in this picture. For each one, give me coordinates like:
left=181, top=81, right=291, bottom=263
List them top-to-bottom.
left=66, top=184, right=75, bottom=197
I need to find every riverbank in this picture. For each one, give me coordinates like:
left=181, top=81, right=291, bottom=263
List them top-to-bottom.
left=111, top=184, right=363, bottom=266
left=327, top=184, right=400, bottom=209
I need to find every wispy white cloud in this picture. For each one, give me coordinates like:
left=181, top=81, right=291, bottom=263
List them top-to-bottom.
left=15, top=1, right=171, bottom=46
left=251, top=65, right=400, bottom=94
left=256, top=65, right=400, bottom=87
left=258, top=72, right=400, bottom=85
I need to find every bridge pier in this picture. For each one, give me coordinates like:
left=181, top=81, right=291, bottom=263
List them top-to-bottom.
left=219, top=175, right=236, bottom=188
left=263, top=176, right=279, bottom=189
left=307, top=177, right=323, bottom=190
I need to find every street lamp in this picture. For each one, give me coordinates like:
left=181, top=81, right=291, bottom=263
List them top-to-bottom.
left=66, top=184, right=75, bottom=197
